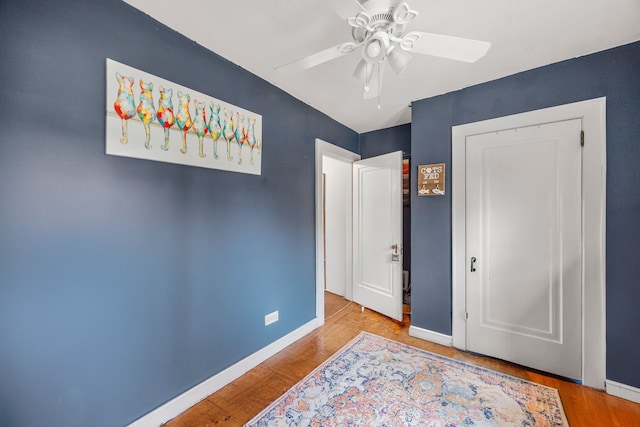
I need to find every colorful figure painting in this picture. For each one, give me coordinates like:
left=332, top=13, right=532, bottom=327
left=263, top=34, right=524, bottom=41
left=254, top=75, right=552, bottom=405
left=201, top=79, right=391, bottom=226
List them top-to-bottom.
left=106, top=58, right=262, bottom=175
left=114, top=73, right=136, bottom=144
left=136, top=80, right=156, bottom=149
left=156, top=86, right=175, bottom=151
left=192, top=100, right=208, bottom=158
left=207, top=104, right=222, bottom=159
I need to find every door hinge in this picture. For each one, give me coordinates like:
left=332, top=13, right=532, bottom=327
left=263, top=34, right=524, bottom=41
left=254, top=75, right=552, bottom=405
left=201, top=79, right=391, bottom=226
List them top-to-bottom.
left=580, top=130, right=585, bottom=147
left=465, top=312, right=469, bottom=320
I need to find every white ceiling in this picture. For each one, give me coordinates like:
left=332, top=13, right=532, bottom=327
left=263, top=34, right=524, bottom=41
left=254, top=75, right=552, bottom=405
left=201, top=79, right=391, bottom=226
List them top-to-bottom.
left=123, top=0, right=640, bottom=134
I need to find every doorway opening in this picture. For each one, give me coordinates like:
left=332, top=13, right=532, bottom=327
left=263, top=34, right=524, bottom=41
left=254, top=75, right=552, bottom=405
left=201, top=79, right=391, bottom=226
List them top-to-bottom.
left=315, top=139, right=408, bottom=323
left=315, top=140, right=360, bottom=322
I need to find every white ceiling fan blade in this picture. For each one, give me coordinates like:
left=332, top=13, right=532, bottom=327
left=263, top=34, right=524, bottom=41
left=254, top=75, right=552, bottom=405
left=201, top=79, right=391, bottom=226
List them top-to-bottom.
left=321, top=0, right=367, bottom=20
left=409, top=32, right=491, bottom=63
left=275, top=42, right=357, bottom=73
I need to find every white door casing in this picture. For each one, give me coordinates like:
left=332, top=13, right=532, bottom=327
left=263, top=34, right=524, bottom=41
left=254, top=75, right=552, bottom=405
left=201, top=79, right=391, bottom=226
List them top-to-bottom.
left=452, top=98, right=606, bottom=389
left=465, top=119, right=582, bottom=379
left=352, top=151, right=404, bottom=322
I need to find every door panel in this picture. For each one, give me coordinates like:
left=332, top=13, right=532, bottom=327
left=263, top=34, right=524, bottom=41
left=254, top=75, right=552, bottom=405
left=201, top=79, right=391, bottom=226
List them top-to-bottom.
left=466, top=119, right=582, bottom=379
left=353, top=151, right=403, bottom=321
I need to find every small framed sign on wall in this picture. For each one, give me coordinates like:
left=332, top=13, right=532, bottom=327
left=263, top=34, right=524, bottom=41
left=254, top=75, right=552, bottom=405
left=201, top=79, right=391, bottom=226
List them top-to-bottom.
left=418, top=163, right=445, bottom=196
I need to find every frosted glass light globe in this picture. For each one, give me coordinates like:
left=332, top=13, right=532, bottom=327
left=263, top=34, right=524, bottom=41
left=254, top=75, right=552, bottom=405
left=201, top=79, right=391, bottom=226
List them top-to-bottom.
left=366, top=40, right=381, bottom=58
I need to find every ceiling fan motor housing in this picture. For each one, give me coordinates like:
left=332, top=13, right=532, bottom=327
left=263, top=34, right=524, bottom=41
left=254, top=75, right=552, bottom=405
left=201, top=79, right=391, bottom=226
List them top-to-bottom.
left=351, top=9, right=406, bottom=44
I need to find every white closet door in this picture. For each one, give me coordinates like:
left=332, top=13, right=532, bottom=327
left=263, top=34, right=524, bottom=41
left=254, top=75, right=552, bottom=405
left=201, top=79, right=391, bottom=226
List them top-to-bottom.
left=466, top=119, right=582, bottom=379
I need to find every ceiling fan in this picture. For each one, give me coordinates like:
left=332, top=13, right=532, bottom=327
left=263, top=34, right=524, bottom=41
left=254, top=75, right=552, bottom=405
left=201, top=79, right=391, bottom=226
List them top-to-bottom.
left=275, top=0, right=491, bottom=108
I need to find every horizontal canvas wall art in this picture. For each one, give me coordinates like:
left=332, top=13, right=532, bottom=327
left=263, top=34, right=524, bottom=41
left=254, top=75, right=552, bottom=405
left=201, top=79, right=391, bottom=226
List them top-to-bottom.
left=106, top=58, right=262, bottom=175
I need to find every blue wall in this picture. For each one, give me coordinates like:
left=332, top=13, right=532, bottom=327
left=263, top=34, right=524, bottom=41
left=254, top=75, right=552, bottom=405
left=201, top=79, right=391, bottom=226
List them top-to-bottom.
left=0, top=1, right=358, bottom=426
left=410, top=42, right=640, bottom=387
left=360, top=124, right=411, bottom=158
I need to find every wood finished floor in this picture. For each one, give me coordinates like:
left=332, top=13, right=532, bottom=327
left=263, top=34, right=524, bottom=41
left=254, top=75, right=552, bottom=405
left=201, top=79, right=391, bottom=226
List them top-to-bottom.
left=164, top=292, right=640, bottom=426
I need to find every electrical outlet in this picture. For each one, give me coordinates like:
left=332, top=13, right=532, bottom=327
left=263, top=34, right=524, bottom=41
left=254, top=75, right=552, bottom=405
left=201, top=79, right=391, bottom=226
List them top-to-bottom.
left=264, top=310, right=279, bottom=326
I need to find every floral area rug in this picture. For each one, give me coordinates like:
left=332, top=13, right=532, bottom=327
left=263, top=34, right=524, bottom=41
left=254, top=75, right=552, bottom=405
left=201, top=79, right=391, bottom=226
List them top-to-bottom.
left=245, top=332, right=569, bottom=426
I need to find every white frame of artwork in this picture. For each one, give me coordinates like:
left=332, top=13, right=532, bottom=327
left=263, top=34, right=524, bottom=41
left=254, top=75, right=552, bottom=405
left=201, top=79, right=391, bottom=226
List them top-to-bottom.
left=106, top=58, right=262, bottom=175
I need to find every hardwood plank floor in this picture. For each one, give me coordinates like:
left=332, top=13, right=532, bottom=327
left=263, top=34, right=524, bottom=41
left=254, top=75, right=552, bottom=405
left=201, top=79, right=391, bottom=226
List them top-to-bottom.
left=324, top=290, right=352, bottom=318
left=165, top=293, right=640, bottom=426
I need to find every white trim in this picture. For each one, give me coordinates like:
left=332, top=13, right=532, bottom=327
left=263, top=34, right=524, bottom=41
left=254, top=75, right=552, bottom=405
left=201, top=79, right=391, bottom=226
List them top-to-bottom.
left=451, top=97, right=606, bottom=389
left=315, top=139, right=360, bottom=317
left=127, top=318, right=322, bottom=427
left=409, top=325, right=453, bottom=347
left=606, top=380, right=640, bottom=404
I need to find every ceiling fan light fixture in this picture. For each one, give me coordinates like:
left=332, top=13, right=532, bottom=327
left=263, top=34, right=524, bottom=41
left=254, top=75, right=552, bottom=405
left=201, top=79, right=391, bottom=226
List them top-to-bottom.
left=362, top=31, right=389, bottom=63
left=367, top=40, right=382, bottom=57
left=387, top=46, right=413, bottom=74
left=353, top=59, right=374, bottom=84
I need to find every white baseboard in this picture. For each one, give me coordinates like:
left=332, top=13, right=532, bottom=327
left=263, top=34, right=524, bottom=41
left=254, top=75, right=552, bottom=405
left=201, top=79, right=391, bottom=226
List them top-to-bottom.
left=127, top=317, right=323, bottom=427
left=409, top=325, right=453, bottom=347
left=606, top=380, right=640, bottom=404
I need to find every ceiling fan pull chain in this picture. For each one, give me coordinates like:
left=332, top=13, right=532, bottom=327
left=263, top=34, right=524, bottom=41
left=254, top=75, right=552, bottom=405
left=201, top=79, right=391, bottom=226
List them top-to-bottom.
left=377, top=63, right=382, bottom=110
left=363, top=64, right=368, bottom=93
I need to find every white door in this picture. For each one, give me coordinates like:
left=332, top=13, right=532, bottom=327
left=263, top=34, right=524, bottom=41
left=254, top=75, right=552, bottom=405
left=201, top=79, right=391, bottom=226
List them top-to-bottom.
left=465, top=119, right=582, bottom=379
left=352, top=151, right=403, bottom=321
